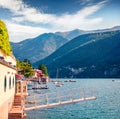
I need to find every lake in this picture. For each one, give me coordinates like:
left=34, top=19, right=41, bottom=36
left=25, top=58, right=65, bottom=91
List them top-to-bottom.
left=26, top=79, right=120, bottom=119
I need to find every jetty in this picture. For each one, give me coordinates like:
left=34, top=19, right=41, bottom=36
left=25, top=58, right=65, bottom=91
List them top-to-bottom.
left=25, top=87, right=97, bottom=111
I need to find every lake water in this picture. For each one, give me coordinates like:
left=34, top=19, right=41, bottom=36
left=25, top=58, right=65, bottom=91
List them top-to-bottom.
left=26, top=79, right=120, bottom=119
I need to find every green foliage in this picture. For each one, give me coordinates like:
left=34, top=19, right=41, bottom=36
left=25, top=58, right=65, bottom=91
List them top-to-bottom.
left=0, top=20, right=12, bottom=55
left=37, top=30, right=120, bottom=78
left=17, top=59, right=34, bottom=78
left=23, top=59, right=31, bottom=65
left=38, top=64, right=49, bottom=76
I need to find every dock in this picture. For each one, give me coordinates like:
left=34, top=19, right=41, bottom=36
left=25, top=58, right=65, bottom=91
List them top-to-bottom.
left=25, top=87, right=97, bottom=111
left=25, top=96, right=96, bottom=111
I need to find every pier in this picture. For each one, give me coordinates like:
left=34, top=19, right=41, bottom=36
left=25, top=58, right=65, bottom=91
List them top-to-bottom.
left=25, top=87, right=97, bottom=111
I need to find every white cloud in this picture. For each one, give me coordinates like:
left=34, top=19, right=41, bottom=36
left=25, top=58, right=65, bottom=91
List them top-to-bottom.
left=0, top=0, right=108, bottom=42
left=0, top=0, right=105, bottom=24
left=0, top=0, right=26, bottom=14
left=77, top=0, right=94, bottom=5
left=77, top=0, right=108, bottom=6
left=51, top=3, right=104, bottom=30
left=5, top=21, right=50, bottom=42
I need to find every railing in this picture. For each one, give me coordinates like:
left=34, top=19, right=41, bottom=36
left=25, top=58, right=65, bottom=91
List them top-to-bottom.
left=0, top=58, right=17, bottom=70
left=15, top=81, right=28, bottom=96
left=25, top=87, right=96, bottom=111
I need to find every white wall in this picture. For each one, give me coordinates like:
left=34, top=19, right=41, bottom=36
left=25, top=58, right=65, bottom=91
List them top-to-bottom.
left=0, top=50, right=17, bottom=119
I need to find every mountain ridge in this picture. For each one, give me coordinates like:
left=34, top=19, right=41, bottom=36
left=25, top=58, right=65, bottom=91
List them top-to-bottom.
left=11, top=26, right=120, bottom=64
left=55, top=26, right=120, bottom=40
left=34, top=30, right=120, bottom=78
left=11, top=33, right=68, bottom=63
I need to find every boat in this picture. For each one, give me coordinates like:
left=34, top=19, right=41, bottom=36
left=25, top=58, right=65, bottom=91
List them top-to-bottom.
left=54, top=68, right=63, bottom=87
left=64, top=80, right=76, bottom=82
left=112, top=80, right=120, bottom=82
left=55, top=81, right=63, bottom=87
left=27, top=83, right=33, bottom=90
left=32, top=85, right=48, bottom=89
left=25, top=100, right=36, bottom=104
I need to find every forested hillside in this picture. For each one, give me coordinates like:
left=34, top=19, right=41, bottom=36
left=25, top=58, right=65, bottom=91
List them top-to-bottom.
left=35, top=30, right=120, bottom=78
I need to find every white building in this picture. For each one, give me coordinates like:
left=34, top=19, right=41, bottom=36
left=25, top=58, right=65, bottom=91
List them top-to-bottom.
left=0, top=49, right=17, bottom=119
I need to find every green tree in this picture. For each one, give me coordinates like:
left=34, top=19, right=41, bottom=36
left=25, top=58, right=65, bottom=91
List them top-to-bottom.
left=0, top=20, right=12, bottom=55
left=17, top=59, right=34, bottom=78
left=23, top=59, right=31, bottom=64
left=38, top=64, right=49, bottom=76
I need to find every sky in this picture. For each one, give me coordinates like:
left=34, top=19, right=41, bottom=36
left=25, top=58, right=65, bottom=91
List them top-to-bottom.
left=0, top=0, right=120, bottom=42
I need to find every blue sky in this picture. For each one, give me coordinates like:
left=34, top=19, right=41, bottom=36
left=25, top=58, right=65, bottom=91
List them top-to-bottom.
left=0, top=0, right=120, bottom=42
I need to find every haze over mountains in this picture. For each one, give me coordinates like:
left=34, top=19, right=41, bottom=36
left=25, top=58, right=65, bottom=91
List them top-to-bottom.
left=11, top=26, right=120, bottom=64
left=34, top=30, right=120, bottom=78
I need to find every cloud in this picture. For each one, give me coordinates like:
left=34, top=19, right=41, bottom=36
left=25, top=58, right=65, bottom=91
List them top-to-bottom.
left=0, top=0, right=107, bottom=42
left=0, top=0, right=105, bottom=24
left=0, top=0, right=26, bottom=14
left=0, top=0, right=48, bottom=23
left=11, top=0, right=105, bottom=28
left=77, top=0, right=94, bottom=5
left=77, top=0, right=108, bottom=6
left=52, top=2, right=104, bottom=30
left=5, top=21, right=50, bottom=42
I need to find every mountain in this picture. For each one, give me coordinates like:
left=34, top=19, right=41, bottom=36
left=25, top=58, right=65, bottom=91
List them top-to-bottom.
left=11, top=25, right=120, bottom=64
left=55, top=26, right=120, bottom=40
left=110, top=26, right=120, bottom=30
left=55, top=29, right=86, bottom=40
left=34, top=30, right=120, bottom=78
left=11, top=33, right=68, bottom=63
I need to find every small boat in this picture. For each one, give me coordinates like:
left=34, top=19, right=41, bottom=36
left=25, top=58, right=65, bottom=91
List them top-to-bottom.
left=54, top=69, right=63, bottom=87
left=64, top=80, right=76, bottom=82
left=112, top=80, right=120, bottom=82
left=55, top=81, right=63, bottom=87
left=27, top=84, right=33, bottom=90
left=32, top=85, right=48, bottom=89
left=40, top=86, right=48, bottom=89
left=25, top=101, right=36, bottom=104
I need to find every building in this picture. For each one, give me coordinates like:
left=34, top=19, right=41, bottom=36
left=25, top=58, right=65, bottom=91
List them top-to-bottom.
left=0, top=20, right=28, bottom=119
left=0, top=49, right=17, bottom=119
left=0, top=49, right=28, bottom=119
left=32, top=69, right=50, bottom=82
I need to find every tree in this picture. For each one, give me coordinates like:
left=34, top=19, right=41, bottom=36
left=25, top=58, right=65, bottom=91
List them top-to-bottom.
left=0, top=20, right=12, bottom=55
left=17, top=59, right=34, bottom=78
left=23, top=59, right=31, bottom=64
left=38, top=64, right=49, bottom=76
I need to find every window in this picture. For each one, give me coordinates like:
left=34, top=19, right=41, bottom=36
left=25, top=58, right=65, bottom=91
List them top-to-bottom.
left=4, top=76, right=7, bottom=92
left=9, top=76, right=11, bottom=89
left=13, top=77, right=14, bottom=87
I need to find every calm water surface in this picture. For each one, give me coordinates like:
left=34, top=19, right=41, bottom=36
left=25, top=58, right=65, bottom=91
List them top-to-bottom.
left=27, top=79, right=120, bottom=119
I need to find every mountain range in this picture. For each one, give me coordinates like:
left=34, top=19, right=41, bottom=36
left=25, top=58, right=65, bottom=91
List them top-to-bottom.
left=11, top=26, right=120, bottom=64
left=55, top=26, right=120, bottom=40
left=34, top=30, right=120, bottom=78
left=11, top=33, right=68, bottom=63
